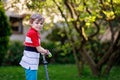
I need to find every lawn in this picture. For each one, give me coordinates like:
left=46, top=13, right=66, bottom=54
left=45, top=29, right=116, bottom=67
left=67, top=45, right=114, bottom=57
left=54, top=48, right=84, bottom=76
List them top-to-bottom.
left=0, top=64, right=120, bottom=80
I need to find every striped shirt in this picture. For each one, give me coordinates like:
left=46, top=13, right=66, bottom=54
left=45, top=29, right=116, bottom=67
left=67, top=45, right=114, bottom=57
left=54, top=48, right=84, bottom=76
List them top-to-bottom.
left=20, top=27, right=41, bottom=70
left=24, top=27, right=40, bottom=47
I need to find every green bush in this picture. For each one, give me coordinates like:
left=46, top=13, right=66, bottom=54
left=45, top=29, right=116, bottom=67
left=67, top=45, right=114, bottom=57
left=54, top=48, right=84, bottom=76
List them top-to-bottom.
left=0, top=2, right=11, bottom=65
left=44, top=27, right=75, bottom=64
left=3, top=40, right=74, bottom=66
left=3, top=41, right=24, bottom=66
left=41, top=41, right=75, bottom=64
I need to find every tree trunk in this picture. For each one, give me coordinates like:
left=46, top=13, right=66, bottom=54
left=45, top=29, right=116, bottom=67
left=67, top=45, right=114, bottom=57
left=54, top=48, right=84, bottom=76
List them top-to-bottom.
left=97, top=31, right=120, bottom=71
left=72, top=48, right=83, bottom=76
left=80, top=48, right=100, bottom=76
left=103, top=49, right=120, bottom=75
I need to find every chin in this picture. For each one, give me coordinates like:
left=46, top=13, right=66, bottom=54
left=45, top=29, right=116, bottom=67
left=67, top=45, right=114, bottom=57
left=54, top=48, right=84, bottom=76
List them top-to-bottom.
left=37, top=29, right=40, bottom=31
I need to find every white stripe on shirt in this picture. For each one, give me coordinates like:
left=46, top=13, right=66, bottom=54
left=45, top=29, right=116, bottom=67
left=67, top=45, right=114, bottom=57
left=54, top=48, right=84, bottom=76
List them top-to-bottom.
left=25, top=36, right=32, bottom=43
left=19, top=50, right=40, bottom=70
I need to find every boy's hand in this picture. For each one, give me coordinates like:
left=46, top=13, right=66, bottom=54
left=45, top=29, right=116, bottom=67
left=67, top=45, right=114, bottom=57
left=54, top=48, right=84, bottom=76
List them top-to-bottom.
left=41, top=50, right=52, bottom=58
left=47, top=51, right=52, bottom=58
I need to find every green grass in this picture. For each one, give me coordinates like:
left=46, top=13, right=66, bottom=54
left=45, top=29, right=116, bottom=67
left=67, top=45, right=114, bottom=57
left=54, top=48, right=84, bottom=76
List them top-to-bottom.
left=0, top=64, right=120, bottom=80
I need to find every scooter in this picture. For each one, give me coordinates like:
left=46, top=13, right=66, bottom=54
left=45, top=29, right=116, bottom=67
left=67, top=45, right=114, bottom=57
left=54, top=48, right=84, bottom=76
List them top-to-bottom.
left=41, top=51, right=52, bottom=80
left=42, top=55, right=50, bottom=80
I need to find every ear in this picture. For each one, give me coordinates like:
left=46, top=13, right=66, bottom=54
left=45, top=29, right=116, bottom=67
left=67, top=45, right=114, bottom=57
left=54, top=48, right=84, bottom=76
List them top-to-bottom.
left=43, top=18, right=45, bottom=22
left=30, top=19, right=34, bottom=24
left=29, top=20, right=33, bottom=26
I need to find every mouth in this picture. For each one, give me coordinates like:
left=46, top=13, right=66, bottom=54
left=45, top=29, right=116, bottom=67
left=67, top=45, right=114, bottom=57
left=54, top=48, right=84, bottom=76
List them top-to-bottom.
left=37, top=27, right=41, bottom=30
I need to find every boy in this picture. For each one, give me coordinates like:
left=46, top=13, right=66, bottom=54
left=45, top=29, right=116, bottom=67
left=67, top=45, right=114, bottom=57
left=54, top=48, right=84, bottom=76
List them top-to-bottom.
left=19, top=13, right=52, bottom=80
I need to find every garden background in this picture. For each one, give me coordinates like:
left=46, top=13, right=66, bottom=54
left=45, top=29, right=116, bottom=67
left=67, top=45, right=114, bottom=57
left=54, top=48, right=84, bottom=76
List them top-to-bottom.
left=0, top=0, right=120, bottom=80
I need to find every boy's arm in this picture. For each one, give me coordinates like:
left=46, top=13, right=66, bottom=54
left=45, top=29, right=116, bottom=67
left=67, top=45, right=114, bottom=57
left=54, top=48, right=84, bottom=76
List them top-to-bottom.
left=36, top=46, right=48, bottom=54
left=36, top=46, right=52, bottom=57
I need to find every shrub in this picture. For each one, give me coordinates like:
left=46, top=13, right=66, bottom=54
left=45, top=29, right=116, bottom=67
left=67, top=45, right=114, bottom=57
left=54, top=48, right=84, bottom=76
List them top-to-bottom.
left=0, top=2, right=11, bottom=65
left=44, top=27, right=75, bottom=64
left=3, top=41, right=24, bottom=66
left=41, top=41, right=75, bottom=64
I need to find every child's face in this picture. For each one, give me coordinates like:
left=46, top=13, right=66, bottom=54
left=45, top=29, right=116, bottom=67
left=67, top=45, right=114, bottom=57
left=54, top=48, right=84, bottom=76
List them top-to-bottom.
left=31, top=19, right=44, bottom=31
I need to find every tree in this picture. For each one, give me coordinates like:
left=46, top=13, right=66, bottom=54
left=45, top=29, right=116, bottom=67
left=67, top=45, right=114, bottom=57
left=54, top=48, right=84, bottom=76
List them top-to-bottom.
left=52, top=0, right=120, bottom=76
left=0, top=2, right=11, bottom=65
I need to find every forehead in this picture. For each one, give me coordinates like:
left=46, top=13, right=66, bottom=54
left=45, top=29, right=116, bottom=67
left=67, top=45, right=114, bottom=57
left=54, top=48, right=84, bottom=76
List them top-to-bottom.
left=30, top=14, right=43, bottom=19
left=34, top=18, right=44, bottom=23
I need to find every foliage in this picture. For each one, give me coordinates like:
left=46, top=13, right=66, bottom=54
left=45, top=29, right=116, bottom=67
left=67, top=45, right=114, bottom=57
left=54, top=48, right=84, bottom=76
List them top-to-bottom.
left=51, top=0, right=120, bottom=76
left=0, top=2, right=11, bottom=65
left=45, top=26, right=77, bottom=64
left=46, top=26, right=67, bottom=43
left=2, top=40, right=74, bottom=66
left=86, top=40, right=111, bottom=63
left=3, top=41, right=24, bottom=66
left=41, top=41, right=75, bottom=64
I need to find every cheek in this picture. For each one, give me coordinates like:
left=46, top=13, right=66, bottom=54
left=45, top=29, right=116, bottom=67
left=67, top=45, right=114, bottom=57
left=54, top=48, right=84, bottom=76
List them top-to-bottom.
left=32, top=23, right=37, bottom=27
left=39, top=24, right=43, bottom=27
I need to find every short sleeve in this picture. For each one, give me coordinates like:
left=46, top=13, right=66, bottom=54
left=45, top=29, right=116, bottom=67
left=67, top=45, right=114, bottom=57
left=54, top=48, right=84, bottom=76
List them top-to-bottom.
left=29, top=31, right=40, bottom=47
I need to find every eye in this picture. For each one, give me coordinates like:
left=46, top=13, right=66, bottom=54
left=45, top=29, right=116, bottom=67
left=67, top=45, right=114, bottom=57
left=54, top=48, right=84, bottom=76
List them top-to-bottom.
left=40, top=23, right=43, bottom=25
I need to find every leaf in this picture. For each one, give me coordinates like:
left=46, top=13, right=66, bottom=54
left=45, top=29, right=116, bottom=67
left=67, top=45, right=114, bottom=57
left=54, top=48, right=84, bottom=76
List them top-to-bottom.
left=76, top=5, right=84, bottom=12
left=102, top=11, right=115, bottom=20
left=85, top=22, right=90, bottom=27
